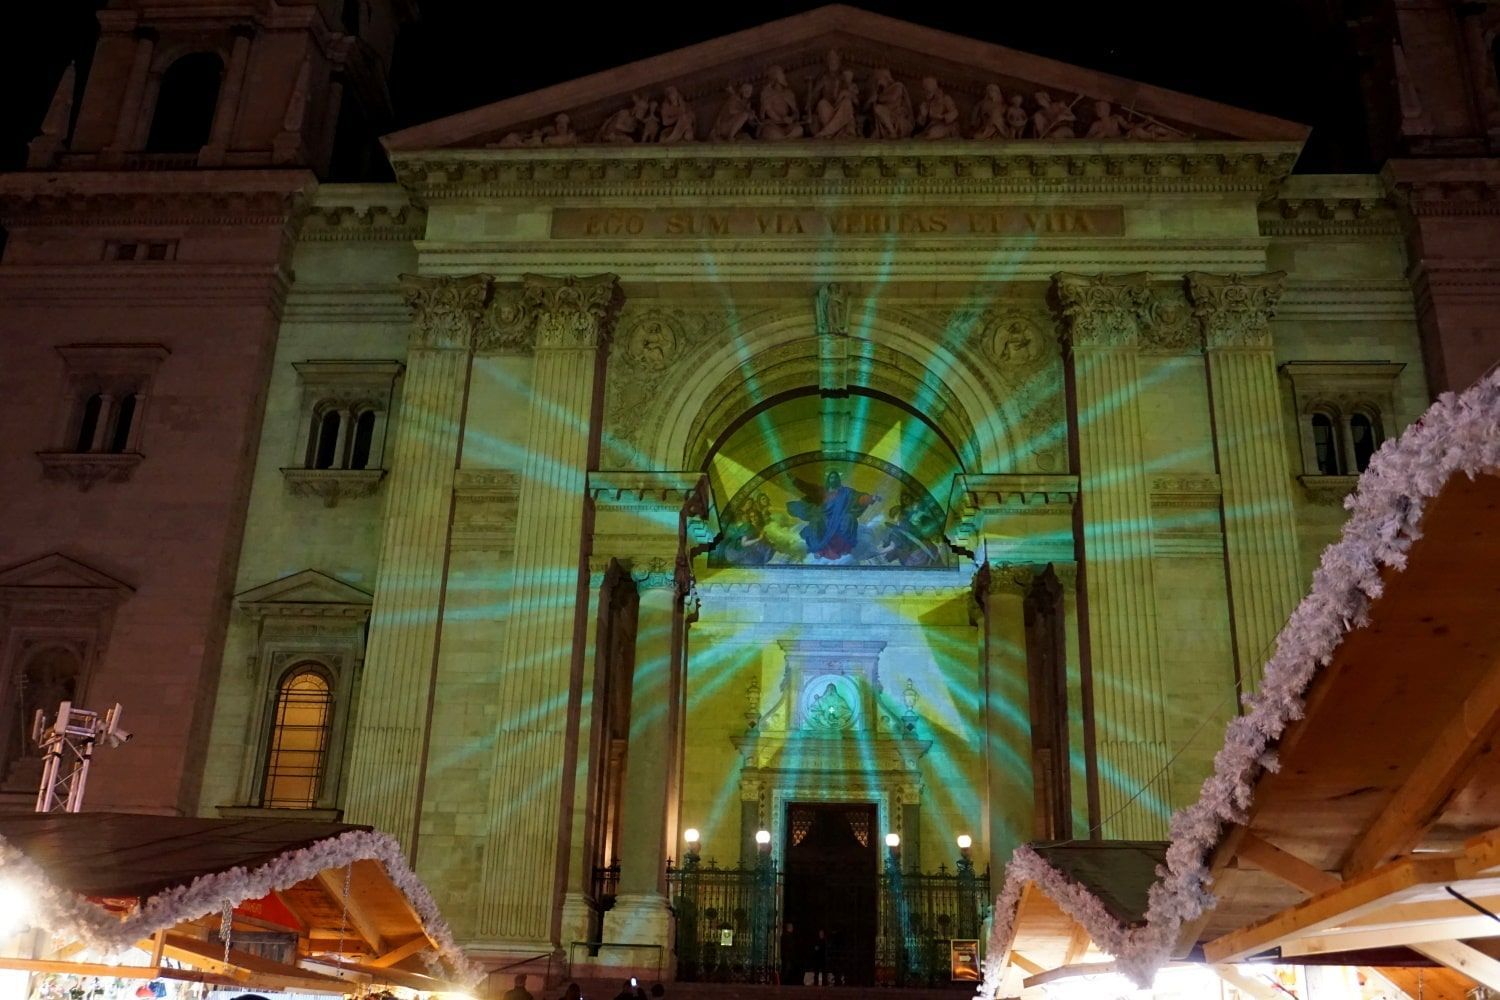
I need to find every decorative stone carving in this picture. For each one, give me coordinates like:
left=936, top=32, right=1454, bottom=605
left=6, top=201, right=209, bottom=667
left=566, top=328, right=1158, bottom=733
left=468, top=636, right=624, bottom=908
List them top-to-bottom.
left=808, top=50, right=860, bottom=139
left=757, top=66, right=804, bottom=140
left=866, top=69, right=914, bottom=139
left=915, top=77, right=960, bottom=139
left=708, top=83, right=756, bottom=141
left=970, top=83, right=1009, bottom=140
left=657, top=87, right=696, bottom=143
left=1031, top=92, right=1079, bottom=138
left=597, top=95, right=654, bottom=143
left=498, top=113, right=579, bottom=148
left=1053, top=272, right=1149, bottom=348
left=1187, top=272, right=1287, bottom=350
left=399, top=273, right=489, bottom=351
left=526, top=273, right=621, bottom=350
left=815, top=283, right=849, bottom=337
left=1137, top=288, right=1200, bottom=352
left=619, top=313, right=681, bottom=371
left=984, top=314, right=1047, bottom=369
left=36, top=452, right=142, bottom=490
left=281, top=467, right=385, bottom=507
left=1298, top=473, right=1360, bottom=505
left=630, top=555, right=682, bottom=593
left=807, top=682, right=856, bottom=731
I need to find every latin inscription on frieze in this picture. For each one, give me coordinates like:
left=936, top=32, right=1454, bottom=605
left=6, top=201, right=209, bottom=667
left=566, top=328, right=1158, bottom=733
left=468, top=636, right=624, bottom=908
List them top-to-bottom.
left=550, top=206, right=1124, bottom=239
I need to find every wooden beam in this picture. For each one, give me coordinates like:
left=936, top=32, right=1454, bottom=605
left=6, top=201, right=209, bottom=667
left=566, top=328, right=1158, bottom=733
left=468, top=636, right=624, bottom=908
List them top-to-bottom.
left=1344, top=663, right=1500, bottom=878
left=1236, top=831, right=1341, bottom=894
left=1204, top=854, right=1460, bottom=962
left=316, top=867, right=387, bottom=955
left=1281, top=915, right=1500, bottom=956
left=1062, top=920, right=1092, bottom=965
left=367, top=934, right=430, bottom=969
left=1414, top=941, right=1500, bottom=991
left=1010, top=951, right=1045, bottom=976
left=1022, top=960, right=1119, bottom=989
left=1212, top=965, right=1281, bottom=1000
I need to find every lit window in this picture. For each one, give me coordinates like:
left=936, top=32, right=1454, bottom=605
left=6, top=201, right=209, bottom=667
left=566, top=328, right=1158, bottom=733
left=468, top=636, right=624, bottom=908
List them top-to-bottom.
left=262, top=668, right=333, bottom=809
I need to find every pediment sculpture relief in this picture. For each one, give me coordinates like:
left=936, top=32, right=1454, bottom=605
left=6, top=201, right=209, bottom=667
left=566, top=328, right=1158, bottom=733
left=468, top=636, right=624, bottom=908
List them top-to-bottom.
left=495, top=49, right=1189, bottom=148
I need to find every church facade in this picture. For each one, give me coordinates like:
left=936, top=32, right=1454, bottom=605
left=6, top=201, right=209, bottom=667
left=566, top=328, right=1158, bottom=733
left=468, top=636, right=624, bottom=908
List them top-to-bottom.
left=2, top=0, right=1498, bottom=986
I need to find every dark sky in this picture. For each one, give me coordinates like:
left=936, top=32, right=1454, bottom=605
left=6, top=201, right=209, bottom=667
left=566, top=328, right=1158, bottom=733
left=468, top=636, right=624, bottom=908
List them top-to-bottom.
left=2, top=1, right=1373, bottom=174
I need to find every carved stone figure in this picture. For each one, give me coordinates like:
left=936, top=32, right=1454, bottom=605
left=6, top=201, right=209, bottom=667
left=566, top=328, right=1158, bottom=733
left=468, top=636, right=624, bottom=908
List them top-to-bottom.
left=807, top=50, right=846, bottom=128
left=809, top=52, right=859, bottom=138
left=757, top=65, right=804, bottom=140
left=865, top=69, right=914, bottom=139
left=915, top=77, right=960, bottom=139
left=709, top=82, right=757, bottom=141
left=970, top=83, right=1008, bottom=139
left=657, top=86, right=695, bottom=143
left=1032, top=91, right=1079, bottom=138
left=597, top=94, right=651, bottom=143
left=1005, top=94, right=1029, bottom=137
left=1085, top=99, right=1126, bottom=138
left=638, top=100, right=661, bottom=143
left=1126, top=110, right=1185, bottom=140
left=539, top=113, right=577, bottom=146
left=623, top=316, right=677, bottom=370
left=808, top=682, right=855, bottom=731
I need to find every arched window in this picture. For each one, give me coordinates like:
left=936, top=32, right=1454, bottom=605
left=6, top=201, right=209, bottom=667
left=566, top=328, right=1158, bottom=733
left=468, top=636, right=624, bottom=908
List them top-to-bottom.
left=145, top=52, right=224, bottom=154
left=75, top=394, right=102, bottom=452
left=109, top=395, right=136, bottom=453
left=312, top=410, right=341, bottom=469
left=349, top=410, right=376, bottom=470
left=1311, top=411, right=1340, bottom=475
left=1350, top=412, right=1382, bottom=473
left=3, top=646, right=81, bottom=791
left=262, top=667, right=333, bottom=809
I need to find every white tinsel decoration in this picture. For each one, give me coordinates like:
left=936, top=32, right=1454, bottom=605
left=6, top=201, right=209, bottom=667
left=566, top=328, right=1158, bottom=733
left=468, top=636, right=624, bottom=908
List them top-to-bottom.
left=978, top=369, right=1500, bottom=997
left=0, top=827, right=484, bottom=988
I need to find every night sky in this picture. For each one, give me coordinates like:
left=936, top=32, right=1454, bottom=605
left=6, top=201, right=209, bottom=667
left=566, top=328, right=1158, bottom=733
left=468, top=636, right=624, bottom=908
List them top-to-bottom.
left=2, top=1, right=1373, bottom=175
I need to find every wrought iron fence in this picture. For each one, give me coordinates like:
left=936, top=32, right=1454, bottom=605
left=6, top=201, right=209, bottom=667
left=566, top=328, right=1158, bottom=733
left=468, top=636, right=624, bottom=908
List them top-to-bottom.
left=667, top=857, right=782, bottom=983
left=878, top=860, right=991, bottom=987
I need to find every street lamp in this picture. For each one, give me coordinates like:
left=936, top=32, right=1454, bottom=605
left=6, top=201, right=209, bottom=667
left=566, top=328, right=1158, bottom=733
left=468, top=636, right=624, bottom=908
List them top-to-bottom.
left=684, top=827, right=701, bottom=869
left=752, top=829, right=773, bottom=982
left=755, top=829, right=771, bottom=847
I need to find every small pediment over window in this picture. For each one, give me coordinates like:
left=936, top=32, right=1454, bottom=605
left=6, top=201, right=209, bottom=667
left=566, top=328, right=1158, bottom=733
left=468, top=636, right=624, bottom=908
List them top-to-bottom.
left=0, top=554, right=133, bottom=602
left=236, top=570, right=372, bottom=620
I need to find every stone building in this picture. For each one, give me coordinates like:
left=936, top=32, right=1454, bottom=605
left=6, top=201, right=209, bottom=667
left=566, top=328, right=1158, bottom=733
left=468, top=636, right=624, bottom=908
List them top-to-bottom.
left=1, top=0, right=1497, bottom=987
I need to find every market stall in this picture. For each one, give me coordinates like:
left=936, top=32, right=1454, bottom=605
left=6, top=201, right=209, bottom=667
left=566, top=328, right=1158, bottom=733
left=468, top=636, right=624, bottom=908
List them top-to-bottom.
left=0, top=813, right=480, bottom=1000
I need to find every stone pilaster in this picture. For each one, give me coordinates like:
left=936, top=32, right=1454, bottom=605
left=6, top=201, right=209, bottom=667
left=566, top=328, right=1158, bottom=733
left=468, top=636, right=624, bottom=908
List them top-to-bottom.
left=1054, top=272, right=1171, bottom=840
left=1189, top=272, right=1303, bottom=695
left=342, top=273, right=487, bottom=850
left=475, top=274, right=620, bottom=946
left=974, top=563, right=1037, bottom=878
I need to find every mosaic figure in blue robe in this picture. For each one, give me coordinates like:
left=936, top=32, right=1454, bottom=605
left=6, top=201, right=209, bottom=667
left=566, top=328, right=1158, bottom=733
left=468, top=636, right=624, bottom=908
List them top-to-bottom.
left=787, top=470, right=880, bottom=560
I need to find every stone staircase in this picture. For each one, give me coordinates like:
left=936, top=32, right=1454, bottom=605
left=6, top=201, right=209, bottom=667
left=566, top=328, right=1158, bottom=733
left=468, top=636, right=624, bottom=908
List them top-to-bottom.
left=542, top=982, right=978, bottom=1000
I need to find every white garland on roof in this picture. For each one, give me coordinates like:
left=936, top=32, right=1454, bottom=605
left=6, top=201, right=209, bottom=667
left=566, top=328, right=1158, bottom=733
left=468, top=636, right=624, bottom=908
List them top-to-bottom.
left=978, top=369, right=1500, bottom=997
left=0, top=826, right=484, bottom=989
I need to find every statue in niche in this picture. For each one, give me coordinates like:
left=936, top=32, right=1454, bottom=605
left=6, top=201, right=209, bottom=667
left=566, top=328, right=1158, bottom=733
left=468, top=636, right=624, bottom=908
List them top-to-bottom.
left=808, top=52, right=859, bottom=138
left=757, top=66, right=804, bottom=139
left=865, top=69, right=914, bottom=139
left=915, top=77, right=960, bottom=139
left=709, top=82, right=757, bottom=141
left=970, top=83, right=1009, bottom=139
left=657, top=86, right=696, bottom=143
left=1031, top=91, right=1079, bottom=138
left=597, top=94, right=652, bottom=143
left=1005, top=94, right=1030, bottom=137
left=787, top=469, right=881, bottom=561
left=808, top=682, right=855, bottom=732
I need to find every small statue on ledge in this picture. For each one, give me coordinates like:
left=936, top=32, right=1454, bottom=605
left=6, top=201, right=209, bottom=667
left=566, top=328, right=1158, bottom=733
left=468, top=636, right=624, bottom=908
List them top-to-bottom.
left=757, top=65, right=804, bottom=140
left=866, top=68, right=914, bottom=139
left=915, top=77, right=960, bottom=139
left=709, top=82, right=757, bottom=141
left=969, top=83, right=1008, bottom=140
left=657, top=86, right=696, bottom=143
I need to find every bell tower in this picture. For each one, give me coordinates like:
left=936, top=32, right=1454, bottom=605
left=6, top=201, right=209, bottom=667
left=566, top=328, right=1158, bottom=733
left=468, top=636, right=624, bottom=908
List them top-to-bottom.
left=27, top=0, right=413, bottom=176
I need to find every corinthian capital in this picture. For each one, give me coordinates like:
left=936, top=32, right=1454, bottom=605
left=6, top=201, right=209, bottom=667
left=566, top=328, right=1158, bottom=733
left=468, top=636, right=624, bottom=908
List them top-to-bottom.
left=1053, top=272, right=1150, bottom=349
left=1187, top=272, right=1286, bottom=350
left=399, top=273, right=490, bottom=350
left=524, top=273, right=620, bottom=350
left=630, top=554, right=687, bottom=594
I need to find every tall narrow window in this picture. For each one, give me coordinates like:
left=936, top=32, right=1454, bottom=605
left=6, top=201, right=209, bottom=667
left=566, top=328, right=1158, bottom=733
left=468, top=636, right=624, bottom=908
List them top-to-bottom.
left=145, top=53, right=223, bottom=154
left=74, top=394, right=102, bottom=452
left=108, top=395, right=136, bottom=453
left=349, top=410, right=376, bottom=470
left=312, top=411, right=341, bottom=469
left=1311, top=412, right=1340, bottom=475
left=1350, top=413, right=1380, bottom=472
left=262, top=668, right=333, bottom=809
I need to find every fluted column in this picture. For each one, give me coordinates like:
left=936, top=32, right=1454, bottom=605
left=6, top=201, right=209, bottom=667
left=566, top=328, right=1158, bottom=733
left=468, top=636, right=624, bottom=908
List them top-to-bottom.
left=1189, top=272, right=1303, bottom=695
left=1055, top=273, right=1171, bottom=839
left=342, top=274, right=485, bottom=850
left=476, top=274, right=620, bottom=945
left=976, top=563, right=1037, bottom=878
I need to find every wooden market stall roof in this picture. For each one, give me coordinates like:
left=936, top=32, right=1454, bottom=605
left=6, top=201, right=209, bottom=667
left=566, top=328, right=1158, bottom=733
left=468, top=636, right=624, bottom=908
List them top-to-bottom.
left=979, top=371, right=1500, bottom=998
left=0, top=812, right=479, bottom=993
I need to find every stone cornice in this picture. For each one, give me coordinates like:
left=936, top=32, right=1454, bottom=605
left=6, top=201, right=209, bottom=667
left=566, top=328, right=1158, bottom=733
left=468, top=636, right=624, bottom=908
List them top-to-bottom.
left=390, top=143, right=1301, bottom=202
left=1382, top=158, right=1500, bottom=218
left=0, top=169, right=315, bottom=228
left=1187, top=271, right=1285, bottom=350
left=588, top=470, right=708, bottom=510
left=950, top=473, right=1081, bottom=513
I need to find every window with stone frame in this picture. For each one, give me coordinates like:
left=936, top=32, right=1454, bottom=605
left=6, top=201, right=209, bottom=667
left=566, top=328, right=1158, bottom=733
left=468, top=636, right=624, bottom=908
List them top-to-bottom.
left=37, top=344, right=169, bottom=490
left=281, top=360, right=401, bottom=507
left=1281, top=361, right=1404, bottom=499
left=220, top=570, right=370, bottom=820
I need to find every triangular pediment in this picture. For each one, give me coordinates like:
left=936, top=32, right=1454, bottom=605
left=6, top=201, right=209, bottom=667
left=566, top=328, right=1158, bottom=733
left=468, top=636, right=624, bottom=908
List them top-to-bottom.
left=386, top=5, right=1306, bottom=153
left=0, top=554, right=133, bottom=594
left=236, top=570, right=372, bottom=610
